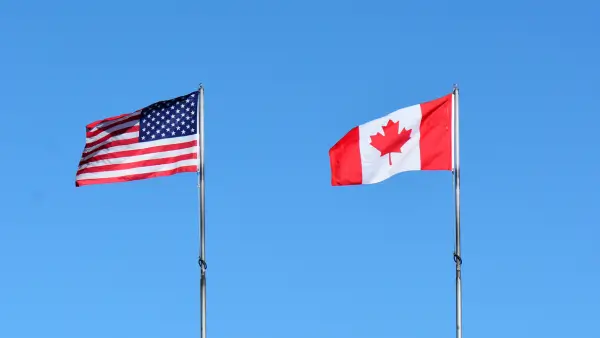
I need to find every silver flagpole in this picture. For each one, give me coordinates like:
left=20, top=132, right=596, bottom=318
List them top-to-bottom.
left=196, top=84, right=207, bottom=338
left=452, top=84, right=462, bottom=338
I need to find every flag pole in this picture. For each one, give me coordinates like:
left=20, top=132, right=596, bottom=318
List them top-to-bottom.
left=197, top=84, right=207, bottom=338
left=452, top=84, right=462, bottom=338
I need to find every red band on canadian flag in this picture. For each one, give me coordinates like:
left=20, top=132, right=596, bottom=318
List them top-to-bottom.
left=329, top=93, right=453, bottom=186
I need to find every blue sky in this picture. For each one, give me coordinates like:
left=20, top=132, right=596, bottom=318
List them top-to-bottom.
left=1, top=0, right=599, bottom=337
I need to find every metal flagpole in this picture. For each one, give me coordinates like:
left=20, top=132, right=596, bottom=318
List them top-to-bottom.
left=197, top=84, right=207, bottom=338
left=452, top=84, right=462, bottom=338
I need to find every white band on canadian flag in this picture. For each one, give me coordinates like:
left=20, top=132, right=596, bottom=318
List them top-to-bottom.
left=358, top=103, right=423, bottom=184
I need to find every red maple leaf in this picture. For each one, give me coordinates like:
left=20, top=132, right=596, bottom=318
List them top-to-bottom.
left=369, top=119, right=412, bottom=165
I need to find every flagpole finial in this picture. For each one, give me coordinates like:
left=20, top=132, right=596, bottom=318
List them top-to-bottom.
left=453, top=83, right=459, bottom=92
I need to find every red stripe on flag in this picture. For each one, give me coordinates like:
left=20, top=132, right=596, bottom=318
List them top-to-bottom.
left=419, top=94, right=452, bottom=170
left=86, top=113, right=133, bottom=131
left=86, top=114, right=140, bottom=138
left=84, top=125, right=140, bottom=151
left=329, top=127, right=362, bottom=186
left=81, top=137, right=140, bottom=160
left=80, top=140, right=197, bottom=166
left=76, top=153, right=197, bottom=175
left=75, top=166, right=198, bottom=187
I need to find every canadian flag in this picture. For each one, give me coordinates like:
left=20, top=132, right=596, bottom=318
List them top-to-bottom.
left=329, top=93, right=454, bottom=186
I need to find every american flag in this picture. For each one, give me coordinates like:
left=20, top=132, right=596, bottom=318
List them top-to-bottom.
left=76, top=91, right=200, bottom=187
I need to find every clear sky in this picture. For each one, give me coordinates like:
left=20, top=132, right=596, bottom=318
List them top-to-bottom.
left=1, top=0, right=599, bottom=337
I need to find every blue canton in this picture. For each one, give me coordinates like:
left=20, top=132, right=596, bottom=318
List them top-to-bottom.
left=139, top=91, right=198, bottom=142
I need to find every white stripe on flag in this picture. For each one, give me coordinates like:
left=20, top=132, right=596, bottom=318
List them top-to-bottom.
left=88, top=111, right=140, bottom=133
left=86, top=120, right=139, bottom=144
left=84, top=131, right=139, bottom=155
left=81, top=135, right=197, bottom=162
left=80, top=147, right=198, bottom=169
left=75, top=159, right=198, bottom=180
